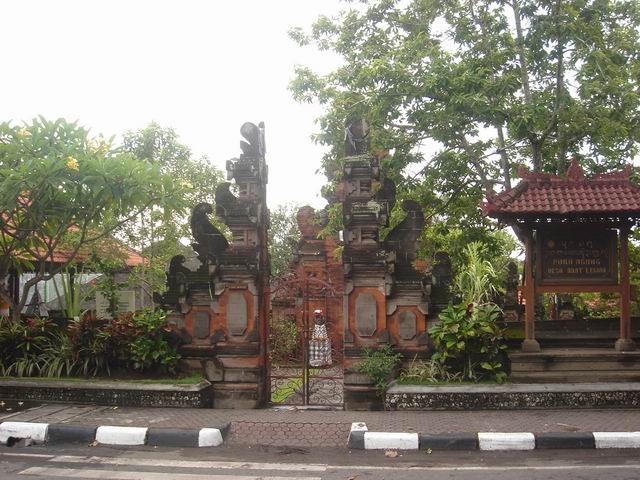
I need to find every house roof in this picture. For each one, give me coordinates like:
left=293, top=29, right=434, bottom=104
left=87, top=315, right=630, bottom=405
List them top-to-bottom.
left=481, top=159, right=640, bottom=219
left=48, top=242, right=145, bottom=267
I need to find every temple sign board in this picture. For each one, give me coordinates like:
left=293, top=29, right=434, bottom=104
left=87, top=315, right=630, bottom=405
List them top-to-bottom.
left=482, top=159, right=639, bottom=352
left=537, top=229, right=618, bottom=285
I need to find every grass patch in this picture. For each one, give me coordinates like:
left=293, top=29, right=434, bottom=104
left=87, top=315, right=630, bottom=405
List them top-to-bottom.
left=270, top=368, right=321, bottom=403
left=0, top=373, right=205, bottom=385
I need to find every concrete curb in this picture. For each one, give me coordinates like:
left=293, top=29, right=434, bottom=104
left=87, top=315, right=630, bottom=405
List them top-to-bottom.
left=0, top=421, right=228, bottom=448
left=348, top=423, right=640, bottom=451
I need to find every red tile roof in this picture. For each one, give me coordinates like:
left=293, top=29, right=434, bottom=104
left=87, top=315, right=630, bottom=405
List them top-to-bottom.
left=482, top=159, right=640, bottom=218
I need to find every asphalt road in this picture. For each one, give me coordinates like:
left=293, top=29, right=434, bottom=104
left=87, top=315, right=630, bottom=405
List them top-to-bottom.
left=1, top=444, right=640, bottom=479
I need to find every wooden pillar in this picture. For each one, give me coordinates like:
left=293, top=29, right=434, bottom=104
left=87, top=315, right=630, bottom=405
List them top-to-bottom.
left=615, top=225, right=636, bottom=351
left=522, top=228, right=540, bottom=352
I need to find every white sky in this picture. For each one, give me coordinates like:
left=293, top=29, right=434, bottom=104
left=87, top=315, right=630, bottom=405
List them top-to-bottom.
left=1, top=0, right=346, bottom=210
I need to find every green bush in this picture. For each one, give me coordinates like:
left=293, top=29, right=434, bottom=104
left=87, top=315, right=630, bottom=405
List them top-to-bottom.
left=430, top=303, right=507, bottom=383
left=0, top=309, right=181, bottom=378
left=126, top=309, right=180, bottom=373
left=268, top=314, right=300, bottom=365
left=67, top=315, right=113, bottom=377
left=0, top=316, right=78, bottom=377
left=355, top=345, right=402, bottom=397
left=398, top=356, right=463, bottom=384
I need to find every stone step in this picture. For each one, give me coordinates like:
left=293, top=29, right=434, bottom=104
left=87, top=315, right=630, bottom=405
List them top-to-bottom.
left=508, top=348, right=640, bottom=382
left=511, top=360, right=640, bottom=372
left=509, top=371, right=640, bottom=383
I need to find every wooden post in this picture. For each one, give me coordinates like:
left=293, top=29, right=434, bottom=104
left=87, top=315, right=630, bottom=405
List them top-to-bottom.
left=615, top=225, right=636, bottom=351
left=522, top=228, right=541, bottom=352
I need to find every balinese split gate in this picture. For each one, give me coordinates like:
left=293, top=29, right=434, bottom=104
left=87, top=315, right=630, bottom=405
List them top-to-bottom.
left=159, top=120, right=451, bottom=409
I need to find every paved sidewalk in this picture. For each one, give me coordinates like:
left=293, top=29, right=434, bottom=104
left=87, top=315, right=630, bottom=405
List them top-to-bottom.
left=2, top=404, right=640, bottom=448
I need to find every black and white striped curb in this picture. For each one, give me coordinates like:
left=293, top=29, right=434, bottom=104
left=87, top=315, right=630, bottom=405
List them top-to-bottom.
left=0, top=421, right=229, bottom=448
left=347, top=422, right=640, bottom=450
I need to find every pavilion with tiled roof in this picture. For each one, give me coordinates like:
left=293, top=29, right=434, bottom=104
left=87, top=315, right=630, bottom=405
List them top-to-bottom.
left=482, top=159, right=640, bottom=353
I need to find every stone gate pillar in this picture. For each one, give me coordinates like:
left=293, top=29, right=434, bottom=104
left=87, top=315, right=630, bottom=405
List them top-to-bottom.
left=339, top=120, right=433, bottom=410
left=160, top=122, right=269, bottom=408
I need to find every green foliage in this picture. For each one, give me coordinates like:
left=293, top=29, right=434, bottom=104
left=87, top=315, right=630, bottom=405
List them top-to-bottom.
left=290, top=0, right=640, bottom=263
left=0, top=117, right=182, bottom=320
left=121, top=123, right=224, bottom=297
left=268, top=203, right=302, bottom=278
left=317, top=203, right=343, bottom=240
left=428, top=240, right=508, bottom=382
left=455, top=242, right=503, bottom=306
left=51, top=267, right=95, bottom=320
left=573, top=292, right=621, bottom=319
left=430, top=303, right=507, bottom=383
left=0, top=309, right=181, bottom=378
left=126, top=309, right=180, bottom=373
left=268, top=314, right=300, bottom=366
left=67, top=315, right=113, bottom=377
left=0, top=316, right=78, bottom=377
left=355, top=345, right=402, bottom=397
left=398, top=356, right=463, bottom=384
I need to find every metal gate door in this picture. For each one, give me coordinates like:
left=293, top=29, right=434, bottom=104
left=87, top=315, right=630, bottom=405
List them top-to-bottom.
left=268, top=272, right=343, bottom=406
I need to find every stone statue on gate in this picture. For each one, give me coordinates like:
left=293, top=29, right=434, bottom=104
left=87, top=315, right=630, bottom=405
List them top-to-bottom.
left=190, top=203, right=229, bottom=263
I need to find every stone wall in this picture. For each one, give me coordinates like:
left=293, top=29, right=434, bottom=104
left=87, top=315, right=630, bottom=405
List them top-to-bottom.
left=0, top=379, right=213, bottom=408
left=385, top=383, right=640, bottom=410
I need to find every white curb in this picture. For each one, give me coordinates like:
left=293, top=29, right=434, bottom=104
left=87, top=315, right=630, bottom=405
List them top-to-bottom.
left=0, top=422, right=49, bottom=445
left=95, top=426, right=148, bottom=446
left=198, top=428, right=223, bottom=447
left=364, top=432, right=419, bottom=450
left=478, top=432, right=535, bottom=451
left=593, top=432, right=640, bottom=449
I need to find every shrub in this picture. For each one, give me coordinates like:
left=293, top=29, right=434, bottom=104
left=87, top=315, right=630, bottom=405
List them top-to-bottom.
left=455, top=242, right=502, bottom=306
left=430, top=303, right=507, bottom=383
left=0, top=309, right=181, bottom=378
left=119, top=309, right=181, bottom=373
left=268, top=314, right=300, bottom=365
left=67, top=315, right=113, bottom=377
left=0, top=316, right=78, bottom=377
left=355, top=345, right=402, bottom=397
left=398, top=356, right=463, bottom=384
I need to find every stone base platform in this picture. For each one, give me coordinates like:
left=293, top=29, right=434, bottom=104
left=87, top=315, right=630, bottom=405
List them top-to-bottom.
left=509, top=348, right=640, bottom=383
left=0, top=379, right=213, bottom=408
left=385, top=382, right=640, bottom=410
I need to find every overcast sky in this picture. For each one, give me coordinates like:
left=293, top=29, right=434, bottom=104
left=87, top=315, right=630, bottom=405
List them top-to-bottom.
left=2, top=0, right=345, bottom=210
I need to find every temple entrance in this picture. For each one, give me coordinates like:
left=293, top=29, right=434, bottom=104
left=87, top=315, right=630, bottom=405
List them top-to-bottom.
left=268, top=271, right=343, bottom=406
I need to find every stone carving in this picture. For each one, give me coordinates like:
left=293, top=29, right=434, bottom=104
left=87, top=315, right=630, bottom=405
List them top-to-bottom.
left=344, top=118, right=370, bottom=156
left=239, top=121, right=265, bottom=157
left=375, top=178, right=396, bottom=217
left=215, top=183, right=241, bottom=214
left=384, top=200, right=425, bottom=269
left=190, top=203, right=229, bottom=263
left=431, top=251, right=453, bottom=309
left=167, top=255, right=191, bottom=297
left=227, top=291, right=248, bottom=336
left=355, top=293, right=377, bottom=337
left=192, top=311, right=211, bottom=339
left=398, top=311, right=417, bottom=340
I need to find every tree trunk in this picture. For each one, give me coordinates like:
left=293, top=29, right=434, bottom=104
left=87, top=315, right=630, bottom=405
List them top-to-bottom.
left=496, top=125, right=512, bottom=190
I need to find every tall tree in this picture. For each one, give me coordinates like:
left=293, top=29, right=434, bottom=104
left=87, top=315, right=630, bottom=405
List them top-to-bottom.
left=290, top=0, right=640, bottom=258
left=0, top=117, right=183, bottom=320
left=121, top=123, right=224, bottom=296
